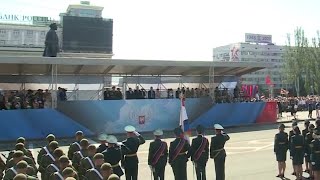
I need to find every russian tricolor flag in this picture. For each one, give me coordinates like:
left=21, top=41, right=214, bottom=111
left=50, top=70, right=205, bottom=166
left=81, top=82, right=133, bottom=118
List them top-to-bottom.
left=179, top=96, right=190, bottom=142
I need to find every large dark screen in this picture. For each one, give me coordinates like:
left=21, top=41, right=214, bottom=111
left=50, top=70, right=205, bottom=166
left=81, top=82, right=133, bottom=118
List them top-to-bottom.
left=62, top=16, right=113, bottom=53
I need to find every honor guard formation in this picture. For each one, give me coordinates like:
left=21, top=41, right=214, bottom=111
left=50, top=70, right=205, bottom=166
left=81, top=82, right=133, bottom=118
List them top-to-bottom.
left=274, top=119, right=320, bottom=180
left=0, top=123, right=230, bottom=180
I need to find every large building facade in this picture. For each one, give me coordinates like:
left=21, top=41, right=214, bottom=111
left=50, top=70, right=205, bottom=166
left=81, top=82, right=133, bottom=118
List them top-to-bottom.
left=213, top=41, right=286, bottom=91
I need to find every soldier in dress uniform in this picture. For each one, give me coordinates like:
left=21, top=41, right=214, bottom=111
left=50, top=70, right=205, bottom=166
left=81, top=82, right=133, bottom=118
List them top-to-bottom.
left=302, top=120, right=311, bottom=173
left=289, top=121, right=300, bottom=176
left=274, top=123, right=288, bottom=178
left=210, top=124, right=230, bottom=180
left=305, top=124, right=315, bottom=178
left=122, top=125, right=145, bottom=180
left=188, top=125, right=209, bottom=180
left=290, top=126, right=304, bottom=179
left=169, top=127, right=190, bottom=180
left=148, top=129, right=168, bottom=180
left=310, top=129, right=320, bottom=179
left=68, top=131, right=84, bottom=160
left=37, top=134, right=56, bottom=166
left=97, top=134, right=108, bottom=153
left=102, top=135, right=124, bottom=178
left=72, top=139, right=89, bottom=172
left=39, top=141, right=59, bottom=179
left=7, top=143, right=34, bottom=164
left=79, top=145, right=97, bottom=178
left=41, top=148, right=64, bottom=179
left=6, top=150, right=37, bottom=177
left=85, top=153, right=105, bottom=180
left=48, top=156, right=71, bottom=180
left=4, top=160, right=37, bottom=180
left=62, top=167, right=77, bottom=179
left=13, top=173, right=38, bottom=180
left=107, top=174, right=120, bottom=180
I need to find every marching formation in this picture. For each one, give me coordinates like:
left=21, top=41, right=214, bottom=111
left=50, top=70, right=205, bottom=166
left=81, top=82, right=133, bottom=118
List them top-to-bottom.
left=274, top=120, right=320, bottom=180
left=0, top=124, right=230, bottom=180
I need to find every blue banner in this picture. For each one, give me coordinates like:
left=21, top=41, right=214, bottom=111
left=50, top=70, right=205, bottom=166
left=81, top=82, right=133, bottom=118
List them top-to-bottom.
left=57, top=98, right=212, bottom=134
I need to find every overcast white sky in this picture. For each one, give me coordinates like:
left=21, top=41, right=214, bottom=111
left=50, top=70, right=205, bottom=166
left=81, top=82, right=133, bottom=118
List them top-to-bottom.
left=2, top=0, right=320, bottom=60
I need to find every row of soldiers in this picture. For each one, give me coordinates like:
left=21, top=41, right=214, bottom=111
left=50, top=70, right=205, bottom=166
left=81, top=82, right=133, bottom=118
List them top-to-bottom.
left=274, top=120, right=320, bottom=180
left=0, top=123, right=230, bottom=180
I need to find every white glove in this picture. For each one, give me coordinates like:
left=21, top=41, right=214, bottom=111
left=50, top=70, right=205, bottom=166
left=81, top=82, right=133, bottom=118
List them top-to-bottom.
left=134, top=131, right=141, bottom=136
left=117, top=142, right=123, bottom=146
left=290, top=156, right=293, bottom=159
left=312, top=162, right=316, bottom=165
left=149, top=165, right=155, bottom=172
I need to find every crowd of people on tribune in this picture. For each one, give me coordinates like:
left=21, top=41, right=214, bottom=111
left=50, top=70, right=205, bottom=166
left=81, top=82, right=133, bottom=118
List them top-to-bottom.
left=104, top=86, right=210, bottom=100
left=274, top=120, right=320, bottom=180
left=0, top=124, right=229, bottom=180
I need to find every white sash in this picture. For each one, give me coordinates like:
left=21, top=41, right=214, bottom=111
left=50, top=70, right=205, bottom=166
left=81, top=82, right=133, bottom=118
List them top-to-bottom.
left=74, top=142, right=82, bottom=150
left=43, top=146, right=50, bottom=154
left=78, top=151, right=84, bottom=159
left=47, top=152, right=55, bottom=162
left=86, top=157, right=94, bottom=168
left=51, top=164, right=59, bottom=172
left=10, top=167, right=17, bottom=175
left=93, top=169, right=103, bottom=179
left=54, top=172, right=64, bottom=180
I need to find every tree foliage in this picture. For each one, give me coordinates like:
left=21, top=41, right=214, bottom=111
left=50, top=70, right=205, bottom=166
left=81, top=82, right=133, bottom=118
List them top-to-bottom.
left=283, top=27, right=320, bottom=96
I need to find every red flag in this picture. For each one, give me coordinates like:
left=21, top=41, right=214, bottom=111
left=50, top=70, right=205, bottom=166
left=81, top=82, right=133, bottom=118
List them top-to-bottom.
left=265, top=75, right=273, bottom=86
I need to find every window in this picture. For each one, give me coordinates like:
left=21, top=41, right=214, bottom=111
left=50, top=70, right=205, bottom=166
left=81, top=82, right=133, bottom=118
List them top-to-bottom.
left=0, top=30, right=6, bottom=34
left=13, top=30, right=20, bottom=36
left=27, top=30, right=33, bottom=35
left=40, top=31, right=46, bottom=36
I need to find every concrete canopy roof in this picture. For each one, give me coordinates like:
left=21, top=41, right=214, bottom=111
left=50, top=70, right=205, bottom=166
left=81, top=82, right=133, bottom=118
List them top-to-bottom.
left=0, top=56, right=273, bottom=76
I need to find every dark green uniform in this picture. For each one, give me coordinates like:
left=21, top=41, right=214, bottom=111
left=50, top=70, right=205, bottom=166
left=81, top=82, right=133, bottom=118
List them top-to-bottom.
left=274, top=131, right=289, bottom=162
left=305, top=132, right=314, bottom=162
left=210, top=133, right=230, bottom=180
left=290, top=134, right=304, bottom=165
left=122, top=135, right=145, bottom=180
left=188, top=135, right=209, bottom=180
left=169, top=138, right=190, bottom=180
left=310, top=138, right=320, bottom=170
left=148, top=139, right=168, bottom=180
left=68, top=142, right=81, bottom=160
left=37, top=146, right=50, bottom=165
left=102, top=146, right=124, bottom=178
left=7, top=149, right=34, bottom=164
left=72, top=150, right=88, bottom=172
left=39, top=153, right=55, bottom=179
left=0, top=156, right=5, bottom=179
left=79, top=156, right=94, bottom=178
left=6, top=157, right=37, bottom=176
left=45, top=163, right=60, bottom=180
left=3, top=167, right=38, bottom=180
left=85, top=167, right=103, bottom=180
left=50, top=171, right=64, bottom=180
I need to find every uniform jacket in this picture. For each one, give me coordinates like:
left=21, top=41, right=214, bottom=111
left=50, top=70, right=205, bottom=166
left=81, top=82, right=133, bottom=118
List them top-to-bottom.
left=210, top=133, right=230, bottom=159
left=188, top=135, right=209, bottom=165
left=148, top=139, right=168, bottom=167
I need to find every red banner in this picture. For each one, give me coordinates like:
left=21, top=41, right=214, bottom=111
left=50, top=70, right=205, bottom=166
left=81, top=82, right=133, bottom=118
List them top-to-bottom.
left=256, top=101, right=277, bottom=124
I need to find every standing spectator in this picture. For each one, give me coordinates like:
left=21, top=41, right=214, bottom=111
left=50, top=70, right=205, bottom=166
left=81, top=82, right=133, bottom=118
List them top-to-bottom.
left=108, top=86, right=117, bottom=100
left=134, top=86, right=142, bottom=99
left=148, top=87, right=155, bottom=99
left=181, top=87, right=186, bottom=95
left=104, top=88, right=110, bottom=100
left=116, top=88, right=123, bottom=100
left=126, top=88, right=134, bottom=99
left=175, top=88, right=181, bottom=98
left=185, top=88, right=191, bottom=98
left=191, top=88, right=195, bottom=98
left=195, top=88, right=200, bottom=98
left=44, top=89, right=52, bottom=108
left=141, top=89, right=147, bottom=99
left=155, top=89, right=161, bottom=99
left=167, top=89, right=174, bottom=99
left=0, top=91, right=5, bottom=110
left=277, top=100, right=283, bottom=118
left=316, top=101, right=320, bottom=119
left=308, top=102, right=314, bottom=119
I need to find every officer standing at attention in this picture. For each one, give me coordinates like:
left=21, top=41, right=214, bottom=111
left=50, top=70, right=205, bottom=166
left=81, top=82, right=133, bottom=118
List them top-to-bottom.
left=302, top=120, right=311, bottom=173
left=289, top=121, right=300, bottom=176
left=274, top=123, right=289, bottom=178
left=210, top=124, right=230, bottom=180
left=305, top=124, right=315, bottom=178
left=122, top=125, right=145, bottom=180
left=188, top=125, right=209, bottom=180
left=290, top=126, right=304, bottom=180
left=169, top=127, right=190, bottom=180
left=148, top=129, right=168, bottom=180
left=310, top=129, right=320, bottom=179
left=68, top=131, right=84, bottom=160
left=37, top=134, right=56, bottom=165
left=97, top=134, right=108, bottom=153
left=102, top=135, right=124, bottom=178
